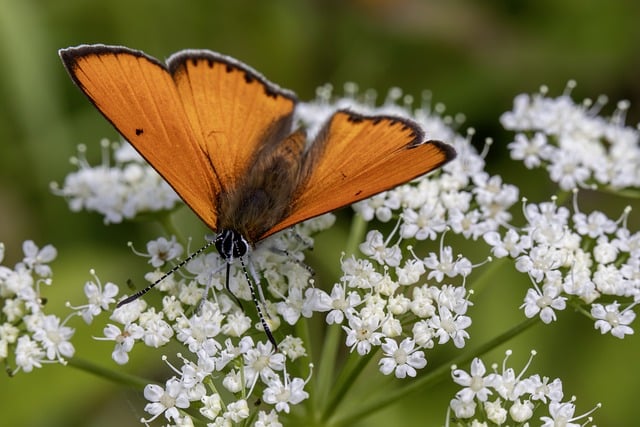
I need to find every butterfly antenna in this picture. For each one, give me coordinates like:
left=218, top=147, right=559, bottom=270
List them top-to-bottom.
left=117, top=239, right=216, bottom=308
left=239, top=257, right=278, bottom=351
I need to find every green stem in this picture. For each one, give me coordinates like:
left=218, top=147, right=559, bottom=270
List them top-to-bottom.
left=603, top=187, right=640, bottom=199
left=554, top=189, right=571, bottom=206
left=315, top=214, right=368, bottom=421
left=344, top=214, right=368, bottom=257
left=295, top=316, right=319, bottom=422
left=330, top=316, right=539, bottom=427
left=314, top=324, right=342, bottom=415
left=321, top=349, right=376, bottom=424
left=66, top=357, right=150, bottom=389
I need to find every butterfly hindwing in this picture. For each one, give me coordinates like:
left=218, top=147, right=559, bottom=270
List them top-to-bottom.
left=259, top=110, right=456, bottom=238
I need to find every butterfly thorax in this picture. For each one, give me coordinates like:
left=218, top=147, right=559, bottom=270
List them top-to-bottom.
left=215, top=129, right=309, bottom=245
left=214, top=229, right=250, bottom=260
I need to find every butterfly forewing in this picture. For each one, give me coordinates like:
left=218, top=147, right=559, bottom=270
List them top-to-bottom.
left=60, top=45, right=221, bottom=230
left=168, top=51, right=297, bottom=195
left=259, top=110, right=455, bottom=238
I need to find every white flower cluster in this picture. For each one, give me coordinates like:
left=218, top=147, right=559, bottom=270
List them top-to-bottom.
left=50, top=82, right=640, bottom=424
left=501, top=82, right=640, bottom=191
left=295, top=85, right=519, bottom=377
left=490, top=85, right=640, bottom=337
left=51, top=139, right=181, bottom=224
left=484, top=192, right=638, bottom=337
left=67, top=217, right=333, bottom=426
left=314, top=230, right=475, bottom=379
left=0, top=241, right=75, bottom=374
left=138, top=336, right=310, bottom=426
left=448, top=351, right=600, bottom=426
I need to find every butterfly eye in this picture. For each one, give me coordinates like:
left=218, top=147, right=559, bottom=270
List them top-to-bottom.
left=215, top=229, right=249, bottom=260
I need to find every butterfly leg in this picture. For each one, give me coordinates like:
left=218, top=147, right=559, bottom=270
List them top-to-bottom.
left=239, top=257, right=279, bottom=351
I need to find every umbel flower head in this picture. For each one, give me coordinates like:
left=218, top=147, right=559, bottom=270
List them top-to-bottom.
left=47, top=81, right=638, bottom=425
left=501, top=81, right=640, bottom=191
left=51, top=140, right=181, bottom=224
left=0, top=241, right=75, bottom=374
left=448, top=351, right=601, bottom=426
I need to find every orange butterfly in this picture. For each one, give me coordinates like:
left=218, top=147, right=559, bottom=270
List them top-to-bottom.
left=59, top=44, right=455, bottom=345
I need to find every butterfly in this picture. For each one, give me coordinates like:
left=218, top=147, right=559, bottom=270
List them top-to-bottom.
left=59, top=44, right=456, bottom=347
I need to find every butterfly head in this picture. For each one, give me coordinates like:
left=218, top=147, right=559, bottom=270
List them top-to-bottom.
left=215, top=229, right=250, bottom=260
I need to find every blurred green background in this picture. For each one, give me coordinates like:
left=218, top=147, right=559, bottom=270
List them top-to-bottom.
left=1, top=0, right=639, bottom=425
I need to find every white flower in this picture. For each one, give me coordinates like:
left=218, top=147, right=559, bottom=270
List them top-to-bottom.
left=502, top=88, right=640, bottom=190
left=508, top=132, right=554, bottom=168
left=548, top=153, right=592, bottom=189
left=352, top=191, right=400, bottom=222
left=400, top=204, right=447, bottom=240
left=573, top=211, right=617, bottom=238
left=484, top=229, right=531, bottom=258
left=358, top=230, right=401, bottom=267
left=146, top=236, right=184, bottom=268
left=21, top=240, right=57, bottom=277
left=424, top=246, right=472, bottom=282
left=340, top=256, right=382, bottom=289
left=396, top=259, right=425, bottom=285
left=1, top=264, right=35, bottom=299
left=592, top=264, right=627, bottom=295
left=77, top=273, right=119, bottom=324
left=323, top=283, right=360, bottom=324
left=521, top=284, right=567, bottom=323
left=276, top=286, right=305, bottom=325
left=408, top=286, right=435, bottom=319
left=111, top=297, right=147, bottom=324
left=174, top=301, right=223, bottom=353
left=591, top=301, right=635, bottom=338
left=429, top=306, right=471, bottom=348
left=139, top=308, right=173, bottom=347
left=220, top=310, right=252, bottom=337
left=30, top=313, right=75, bottom=361
left=343, top=314, right=384, bottom=355
left=412, top=320, right=435, bottom=348
left=99, top=323, right=144, bottom=364
left=14, top=335, right=44, bottom=373
left=378, top=337, right=427, bottom=378
left=243, top=341, right=285, bottom=386
left=452, top=358, right=495, bottom=402
left=491, top=365, right=523, bottom=401
left=222, top=369, right=243, bottom=393
left=262, top=374, right=309, bottom=414
left=519, top=374, right=564, bottom=403
left=143, top=378, right=190, bottom=423
left=199, top=393, right=223, bottom=420
left=449, top=397, right=477, bottom=419
left=484, top=398, right=507, bottom=425
left=224, top=399, right=250, bottom=422
left=509, top=399, right=534, bottom=422
left=540, top=401, right=580, bottom=427
left=254, top=409, right=282, bottom=427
